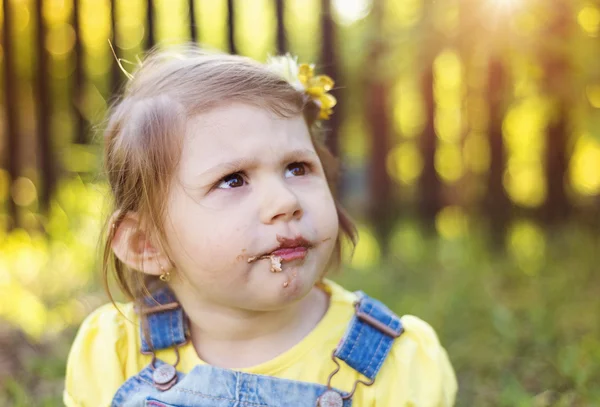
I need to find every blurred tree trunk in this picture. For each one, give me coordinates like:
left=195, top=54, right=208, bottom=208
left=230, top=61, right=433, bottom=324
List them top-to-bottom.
left=2, top=0, right=19, bottom=227
left=35, top=0, right=55, bottom=212
left=73, top=0, right=88, bottom=145
left=110, top=0, right=122, bottom=96
left=146, top=0, right=155, bottom=50
left=189, top=0, right=198, bottom=43
left=227, top=0, right=237, bottom=54
left=275, top=0, right=287, bottom=54
left=319, top=0, right=343, bottom=203
left=320, top=0, right=339, bottom=160
left=365, top=0, right=394, bottom=245
left=418, top=0, right=442, bottom=233
left=459, top=0, right=511, bottom=245
left=541, top=0, right=571, bottom=223
left=485, top=56, right=511, bottom=244
left=419, top=67, right=442, bottom=230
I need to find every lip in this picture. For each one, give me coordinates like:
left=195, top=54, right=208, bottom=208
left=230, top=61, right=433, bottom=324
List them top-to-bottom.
left=246, top=234, right=313, bottom=265
left=276, top=234, right=311, bottom=249
left=271, top=246, right=308, bottom=262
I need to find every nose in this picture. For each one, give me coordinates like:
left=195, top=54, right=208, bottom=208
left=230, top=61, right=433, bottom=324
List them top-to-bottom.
left=259, top=179, right=303, bottom=224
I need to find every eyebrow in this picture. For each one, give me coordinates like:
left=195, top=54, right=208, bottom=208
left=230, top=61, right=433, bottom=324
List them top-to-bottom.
left=198, top=148, right=320, bottom=180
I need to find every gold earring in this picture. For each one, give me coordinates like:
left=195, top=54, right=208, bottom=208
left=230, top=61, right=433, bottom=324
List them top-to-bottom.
left=159, top=265, right=171, bottom=282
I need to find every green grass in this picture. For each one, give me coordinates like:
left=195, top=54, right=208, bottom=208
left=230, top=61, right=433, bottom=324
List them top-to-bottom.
left=336, top=221, right=600, bottom=406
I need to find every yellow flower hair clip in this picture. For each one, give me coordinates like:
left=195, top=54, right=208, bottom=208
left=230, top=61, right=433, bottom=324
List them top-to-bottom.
left=267, top=54, right=337, bottom=120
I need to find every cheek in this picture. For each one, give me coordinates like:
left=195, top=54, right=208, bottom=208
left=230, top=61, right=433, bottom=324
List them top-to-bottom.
left=309, top=185, right=339, bottom=238
left=164, top=188, right=250, bottom=271
left=326, top=204, right=340, bottom=241
left=172, top=217, right=245, bottom=265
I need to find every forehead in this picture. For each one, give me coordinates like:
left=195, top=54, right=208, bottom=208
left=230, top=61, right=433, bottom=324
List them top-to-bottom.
left=180, top=103, right=313, bottom=172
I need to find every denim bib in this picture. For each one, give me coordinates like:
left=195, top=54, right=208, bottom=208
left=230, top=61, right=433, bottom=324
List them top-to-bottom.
left=111, top=287, right=404, bottom=407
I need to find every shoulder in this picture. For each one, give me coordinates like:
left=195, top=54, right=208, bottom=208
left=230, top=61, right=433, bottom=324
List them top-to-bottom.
left=67, top=300, right=138, bottom=358
left=64, top=301, right=140, bottom=407
left=379, top=314, right=458, bottom=406
left=398, top=315, right=446, bottom=352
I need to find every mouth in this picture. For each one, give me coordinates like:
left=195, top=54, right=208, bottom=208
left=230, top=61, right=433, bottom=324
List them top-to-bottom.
left=247, top=234, right=312, bottom=267
left=270, top=246, right=308, bottom=262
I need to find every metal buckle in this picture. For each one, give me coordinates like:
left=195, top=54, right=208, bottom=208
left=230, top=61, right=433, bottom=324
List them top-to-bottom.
left=136, top=301, right=181, bottom=315
left=354, top=301, right=402, bottom=338
left=317, top=350, right=375, bottom=406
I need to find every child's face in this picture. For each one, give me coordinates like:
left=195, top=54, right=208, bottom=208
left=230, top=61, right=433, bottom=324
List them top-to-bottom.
left=163, top=103, right=339, bottom=310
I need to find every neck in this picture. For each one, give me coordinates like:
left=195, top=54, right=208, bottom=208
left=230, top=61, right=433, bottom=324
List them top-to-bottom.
left=183, top=286, right=329, bottom=369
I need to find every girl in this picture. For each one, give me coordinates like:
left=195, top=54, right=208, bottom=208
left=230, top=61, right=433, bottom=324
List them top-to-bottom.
left=64, top=46, right=457, bottom=407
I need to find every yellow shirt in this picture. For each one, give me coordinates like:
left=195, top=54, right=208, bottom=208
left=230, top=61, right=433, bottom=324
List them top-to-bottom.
left=64, top=280, right=457, bottom=406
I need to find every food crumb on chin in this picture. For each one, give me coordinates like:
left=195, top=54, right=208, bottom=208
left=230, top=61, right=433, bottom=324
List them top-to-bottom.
left=247, top=254, right=282, bottom=273
left=270, top=256, right=282, bottom=273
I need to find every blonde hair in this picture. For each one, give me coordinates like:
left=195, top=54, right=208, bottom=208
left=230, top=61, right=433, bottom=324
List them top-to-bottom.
left=102, top=45, right=357, bottom=303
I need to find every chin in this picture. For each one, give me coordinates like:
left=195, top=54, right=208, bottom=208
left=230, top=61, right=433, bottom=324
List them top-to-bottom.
left=257, top=270, right=317, bottom=309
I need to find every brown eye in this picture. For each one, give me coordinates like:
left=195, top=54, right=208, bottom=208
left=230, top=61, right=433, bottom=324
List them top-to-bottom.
left=285, top=162, right=307, bottom=177
left=218, top=173, right=245, bottom=189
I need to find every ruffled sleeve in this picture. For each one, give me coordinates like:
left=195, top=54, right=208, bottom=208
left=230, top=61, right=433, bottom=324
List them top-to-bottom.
left=63, top=302, right=135, bottom=407
left=374, top=315, right=458, bottom=406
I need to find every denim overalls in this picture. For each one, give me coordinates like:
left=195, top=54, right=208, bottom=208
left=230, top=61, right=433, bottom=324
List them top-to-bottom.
left=111, top=286, right=404, bottom=407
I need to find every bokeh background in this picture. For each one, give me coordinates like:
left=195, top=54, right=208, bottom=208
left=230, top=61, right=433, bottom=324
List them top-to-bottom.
left=0, top=0, right=599, bottom=405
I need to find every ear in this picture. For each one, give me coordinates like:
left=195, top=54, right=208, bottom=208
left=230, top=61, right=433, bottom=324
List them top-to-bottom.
left=110, top=212, right=171, bottom=276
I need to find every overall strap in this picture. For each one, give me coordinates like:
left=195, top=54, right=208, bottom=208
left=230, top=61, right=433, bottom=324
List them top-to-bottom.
left=138, top=287, right=188, bottom=353
left=334, top=292, right=404, bottom=380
